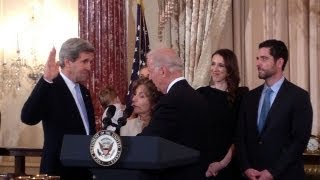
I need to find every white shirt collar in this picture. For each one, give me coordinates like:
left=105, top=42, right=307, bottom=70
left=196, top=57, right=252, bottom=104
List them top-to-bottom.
left=60, top=71, right=77, bottom=90
left=263, top=76, right=285, bottom=94
left=167, top=77, right=185, bottom=93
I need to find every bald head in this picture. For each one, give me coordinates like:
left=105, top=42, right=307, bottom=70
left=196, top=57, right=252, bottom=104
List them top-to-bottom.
left=146, top=48, right=184, bottom=93
left=147, top=48, right=184, bottom=72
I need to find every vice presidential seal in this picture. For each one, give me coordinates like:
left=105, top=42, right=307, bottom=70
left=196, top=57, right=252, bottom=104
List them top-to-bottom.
left=90, top=130, right=122, bottom=166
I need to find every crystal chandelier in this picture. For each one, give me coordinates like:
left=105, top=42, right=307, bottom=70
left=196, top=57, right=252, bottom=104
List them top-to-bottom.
left=0, top=1, right=78, bottom=100
left=0, top=9, right=44, bottom=99
left=0, top=46, right=44, bottom=99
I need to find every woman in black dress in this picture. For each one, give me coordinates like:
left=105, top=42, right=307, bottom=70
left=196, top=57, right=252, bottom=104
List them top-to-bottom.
left=197, top=49, right=248, bottom=180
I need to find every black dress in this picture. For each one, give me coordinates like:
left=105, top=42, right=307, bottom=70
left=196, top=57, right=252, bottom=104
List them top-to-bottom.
left=197, top=86, right=248, bottom=180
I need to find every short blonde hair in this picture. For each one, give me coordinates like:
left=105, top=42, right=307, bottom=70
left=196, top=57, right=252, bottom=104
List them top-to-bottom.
left=98, top=86, right=118, bottom=109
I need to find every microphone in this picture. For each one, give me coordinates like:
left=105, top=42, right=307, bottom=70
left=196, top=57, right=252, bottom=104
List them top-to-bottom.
left=102, top=105, right=116, bottom=130
left=115, top=105, right=134, bottom=134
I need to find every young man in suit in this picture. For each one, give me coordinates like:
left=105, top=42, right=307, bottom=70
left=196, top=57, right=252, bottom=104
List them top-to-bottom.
left=21, top=38, right=96, bottom=179
left=237, top=39, right=312, bottom=180
left=139, top=48, right=210, bottom=180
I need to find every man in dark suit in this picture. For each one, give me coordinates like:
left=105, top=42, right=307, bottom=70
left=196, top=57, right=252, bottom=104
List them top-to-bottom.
left=21, top=38, right=96, bottom=179
left=237, top=39, right=312, bottom=180
left=140, top=48, right=210, bottom=180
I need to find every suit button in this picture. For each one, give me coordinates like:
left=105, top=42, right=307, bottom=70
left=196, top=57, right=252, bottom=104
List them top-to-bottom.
left=258, top=141, right=263, bottom=144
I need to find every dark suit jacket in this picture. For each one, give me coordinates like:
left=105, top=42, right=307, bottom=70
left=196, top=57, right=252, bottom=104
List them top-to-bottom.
left=21, top=74, right=96, bottom=179
left=140, top=79, right=210, bottom=180
left=237, top=79, right=312, bottom=179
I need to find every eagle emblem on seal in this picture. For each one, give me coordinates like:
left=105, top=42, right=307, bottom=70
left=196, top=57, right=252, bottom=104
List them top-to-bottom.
left=90, top=130, right=122, bottom=166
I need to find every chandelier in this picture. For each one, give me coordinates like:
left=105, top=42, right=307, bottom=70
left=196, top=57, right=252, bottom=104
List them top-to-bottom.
left=0, top=1, right=79, bottom=100
left=0, top=5, right=44, bottom=99
left=0, top=49, right=44, bottom=99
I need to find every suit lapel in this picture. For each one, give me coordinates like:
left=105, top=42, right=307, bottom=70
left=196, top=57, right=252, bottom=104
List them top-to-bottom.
left=54, top=75, right=88, bottom=132
left=54, top=75, right=77, bottom=108
left=167, top=79, right=188, bottom=94
left=260, top=79, right=289, bottom=136
left=79, top=84, right=95, bottom=134
left=79, top=85, right=90, bottom=110
left=253, top=85, right=264, bottom=136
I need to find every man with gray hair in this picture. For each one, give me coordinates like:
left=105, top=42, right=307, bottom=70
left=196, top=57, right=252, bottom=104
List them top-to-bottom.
left=21, top=38, right=96, bottom=179
left=140, top=48, right=210, bottom=180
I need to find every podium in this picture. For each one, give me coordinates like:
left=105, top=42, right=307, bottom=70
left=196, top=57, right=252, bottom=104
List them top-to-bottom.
left=60, top=135, right=200, bottom=180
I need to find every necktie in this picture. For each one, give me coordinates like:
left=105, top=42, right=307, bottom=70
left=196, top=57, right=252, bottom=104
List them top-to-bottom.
left=75, top=84, right=90, bottom=134
left=258, top=88, right=273, bottom=133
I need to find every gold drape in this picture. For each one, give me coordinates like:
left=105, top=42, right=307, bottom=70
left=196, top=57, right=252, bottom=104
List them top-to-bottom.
left=158, top=0, right=320, bottom=135
left=158, top=0, right=232, bottom=87
left=233, top=0, right=320, bottom=135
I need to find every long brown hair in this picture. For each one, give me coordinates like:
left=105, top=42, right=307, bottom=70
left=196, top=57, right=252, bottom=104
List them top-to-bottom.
left=211, top=49, right=240, bottom=104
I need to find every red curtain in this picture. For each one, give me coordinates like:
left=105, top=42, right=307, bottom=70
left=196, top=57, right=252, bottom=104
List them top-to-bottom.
left=79, top=0, right=127, bottom=130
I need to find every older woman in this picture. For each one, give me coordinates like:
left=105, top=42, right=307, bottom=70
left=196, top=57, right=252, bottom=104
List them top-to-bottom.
left=197, top=49, right=249, bottom=180
left=120, top=77, right=162, bottom=136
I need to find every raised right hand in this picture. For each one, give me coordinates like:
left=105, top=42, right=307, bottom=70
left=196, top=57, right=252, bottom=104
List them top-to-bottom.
left=43, top=47, right=59, bottom=81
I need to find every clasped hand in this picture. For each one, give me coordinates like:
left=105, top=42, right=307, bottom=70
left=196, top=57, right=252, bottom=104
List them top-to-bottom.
left=244, top=168, right=273, bottom=180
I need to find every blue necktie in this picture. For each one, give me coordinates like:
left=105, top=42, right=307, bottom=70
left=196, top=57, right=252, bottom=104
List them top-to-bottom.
left=75, top=84, right=90, bottom=134
left=258, top=88, right=273, bottom=133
